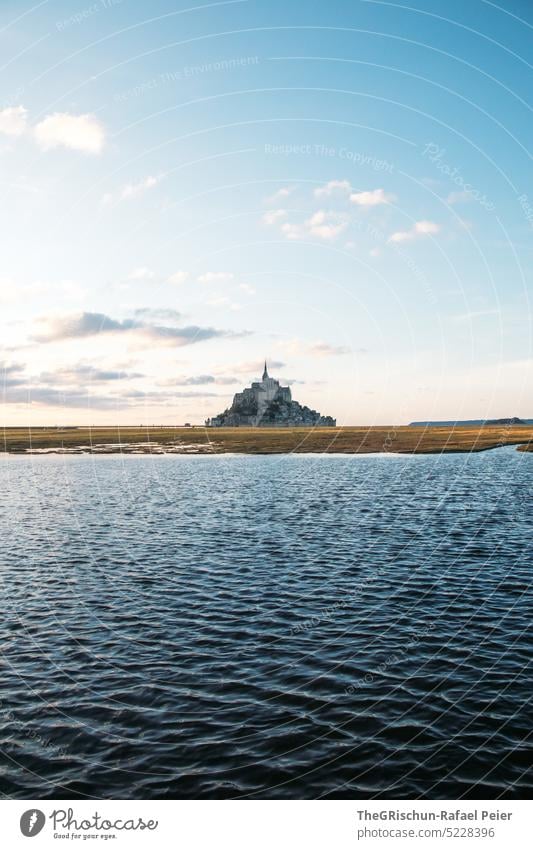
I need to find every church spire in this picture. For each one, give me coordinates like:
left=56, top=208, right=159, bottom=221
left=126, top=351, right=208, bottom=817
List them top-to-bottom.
left=262, top=360, right=269, bottom=380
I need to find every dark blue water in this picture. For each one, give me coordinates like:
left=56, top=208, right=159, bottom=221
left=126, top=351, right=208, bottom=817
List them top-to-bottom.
left=1, top=450, right=532, bottom=799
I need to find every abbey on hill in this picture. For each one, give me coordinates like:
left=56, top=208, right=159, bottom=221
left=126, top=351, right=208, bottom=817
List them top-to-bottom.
left=206, top=362, right=336, bottom=427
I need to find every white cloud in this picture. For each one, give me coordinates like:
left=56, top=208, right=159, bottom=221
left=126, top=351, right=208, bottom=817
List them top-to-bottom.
left=0, top=106, right=27, bottom=137
left=34, top=112, right=105, bottom=154
left=103, top=175, right=161, bottom=205
left=121, top=175, right=160, bottom=200
left=314, top=180, right=351, bottom=198
left=265, top=186, right=294, bottom=204
left=350, top=188, right=395, bottom=206
left=447, top=190, right=472, bottom=205
left=263, top=208, right=287, bottom=225
left=278, top=210, right=348, bottom=242
left=305, top=210, right=348, bottom=240
left=389, top=220, right=440, bottom=243
left=414, top=220, right=440, bottom=235
left=281, top=221, right=303, bottom=240
left=127, top=267, right=156, bottom=281
left=167, top=271, right=189, bottom=285
left=197, top=272, right=234, bottom=284
left=239, top=283, right=256, bottom=295
left=207, top=296, right=241, bottom=311
left=309, top=341, right=351, bottom=356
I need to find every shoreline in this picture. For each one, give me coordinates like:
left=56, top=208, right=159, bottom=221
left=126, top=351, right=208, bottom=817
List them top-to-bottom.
left=2, top=425, right=533, bottom=456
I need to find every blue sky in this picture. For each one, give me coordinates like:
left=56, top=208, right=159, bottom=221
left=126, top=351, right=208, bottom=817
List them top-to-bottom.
left=1, top=0, right=532, bottom=425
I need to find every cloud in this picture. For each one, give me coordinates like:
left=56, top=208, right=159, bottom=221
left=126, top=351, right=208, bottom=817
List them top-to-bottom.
left=0, top=106, right=28, bottom=137
left=34, top=112, right=105, bottom=154
left=102, top=175, right=162, bottom=205
left=121, top=175, right=160, bottom=199
left=314, top=180, right=352, bottom=198
left=265, top=186, right=294, bottom=204
left=350, top=188, right=396, bottom=207
left=447, top=190, right=473, bottom=205
left=263, top=208, right=287, bottom=225
left=278, top=210, right=348, bottom=241
left=305, top=210, right=348, bottom=240
left=388, top=220, right=440, bottom=243
left=281, top=221, right=304, bottom=240
left=167, top=271, right=189, bottom=285
left=197, top=272, right=234, bottom=284
left=239, top=283, right=256, bottom=295
left=206, top=296, right=242, bottom=311
left=133, top=308, right=181, bottom=322
left=453, top=308, right=500, bottom=323
left=32, top=311, right=245, bottom=348
left=281, top=338, right=351, bottom=357
left=308, top=341, right=351, bottom=356
left=0, top=361, right=27, bottom=387
left=38, top=365, right=145, bottom=384
left=164, top=374, right=239, bottom=386
left=2, top=385, right=220, bottom=409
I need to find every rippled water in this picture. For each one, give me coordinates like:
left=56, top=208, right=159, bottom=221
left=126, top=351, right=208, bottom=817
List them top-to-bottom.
left=1, top=450, right=532, bottom=799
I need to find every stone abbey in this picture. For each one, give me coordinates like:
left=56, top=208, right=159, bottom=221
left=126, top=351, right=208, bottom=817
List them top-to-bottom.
left=206, top=362, right=336, bottom=427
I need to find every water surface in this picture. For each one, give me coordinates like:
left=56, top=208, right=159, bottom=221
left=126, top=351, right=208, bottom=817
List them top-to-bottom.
left=1, top=450, right=531, bottom=798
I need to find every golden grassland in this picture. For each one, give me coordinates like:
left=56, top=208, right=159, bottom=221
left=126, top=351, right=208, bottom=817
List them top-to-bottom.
left=2, top=424, right=533, bottom=454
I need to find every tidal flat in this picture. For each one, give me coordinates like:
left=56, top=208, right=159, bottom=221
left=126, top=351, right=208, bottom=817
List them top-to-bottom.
left=2, top=424, right=533, bottom=455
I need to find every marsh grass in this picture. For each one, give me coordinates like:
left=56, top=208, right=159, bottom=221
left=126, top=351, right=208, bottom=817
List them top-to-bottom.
left=2, top=425, right=533, bottom=455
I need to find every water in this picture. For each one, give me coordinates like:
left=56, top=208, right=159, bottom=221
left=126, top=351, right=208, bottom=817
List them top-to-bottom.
left=0, top=450, right=531, bottom=799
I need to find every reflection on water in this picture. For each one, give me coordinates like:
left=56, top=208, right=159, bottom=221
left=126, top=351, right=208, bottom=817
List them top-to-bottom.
left=0, top=450, right=531, bottom=798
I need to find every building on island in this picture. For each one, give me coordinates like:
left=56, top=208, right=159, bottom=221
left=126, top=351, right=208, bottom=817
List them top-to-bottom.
left=206, top=362, right=336, bottom=427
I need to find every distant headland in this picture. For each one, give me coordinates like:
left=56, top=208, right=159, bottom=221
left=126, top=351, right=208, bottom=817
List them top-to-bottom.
left=410, top=417, right=530, bottom=427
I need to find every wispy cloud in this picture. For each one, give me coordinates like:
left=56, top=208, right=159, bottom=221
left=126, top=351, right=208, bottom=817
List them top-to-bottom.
left=0, top=106, right=28, bottom=137
left=102, top=175, right=162, bottom=205
left=314, top=180, right=351, bottom=198
left=265, top=186, right=294, bottom=204
left=447, top=190, right=473, bottom=205
left=263, top=208, right=287, bottom=225
left=279, top=210, right=348, bottom=241
left=305, top=210, right=348, bottom=240
left=388, top=220, right=440, bottom=243
left=197, top=271, right=234, bottom=284
left=206, top=296, right=242, bottom=311
left=453, top=308, right=500, bottom=322
left=32, top=311, right=247, bottom=348
left=280, top=338, right=352, bottom=357
left=308, top=341, right=352, bottom=356
left=38, top=364, right=145, bottom=384
left=161, top=373, right=240, bottom=386
left=2, top=385, right=219, bottom=409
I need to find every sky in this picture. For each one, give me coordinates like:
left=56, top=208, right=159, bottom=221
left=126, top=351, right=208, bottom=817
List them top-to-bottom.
left=1, top=0, right=532, bottom=426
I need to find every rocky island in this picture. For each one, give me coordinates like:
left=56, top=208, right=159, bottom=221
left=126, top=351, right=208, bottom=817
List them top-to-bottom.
left=205, top=362, right=336, bottom=427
